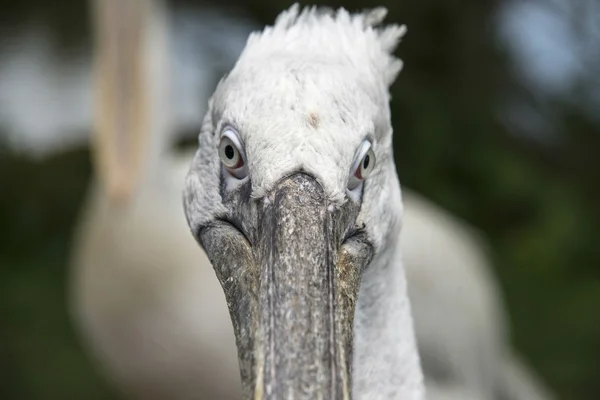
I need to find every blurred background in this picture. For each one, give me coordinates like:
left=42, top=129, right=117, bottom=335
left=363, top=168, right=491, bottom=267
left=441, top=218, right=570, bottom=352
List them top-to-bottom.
left=0, top=0, right=598, bottom=399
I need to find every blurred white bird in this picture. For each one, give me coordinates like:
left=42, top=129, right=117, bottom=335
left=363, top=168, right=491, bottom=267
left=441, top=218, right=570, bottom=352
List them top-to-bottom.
left=68, top=1, right=242, bottom=398
left=402, top=191, right=555, bottom=400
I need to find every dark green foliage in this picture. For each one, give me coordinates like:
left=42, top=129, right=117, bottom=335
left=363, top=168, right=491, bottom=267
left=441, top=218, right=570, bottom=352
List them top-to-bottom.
left=0, top=146, right=118, bottom=398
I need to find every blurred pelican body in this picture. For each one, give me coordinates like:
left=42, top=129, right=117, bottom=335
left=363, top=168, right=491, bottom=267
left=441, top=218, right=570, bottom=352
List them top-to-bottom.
left=70, top=0, right=240, bottom=398
left=63, top=1, right=554, bottom=399
left=71, top=152, right=240, bottom=399
left=73, top=152, right=239, bottom=399
left=402, top=192, right=554, bottom=400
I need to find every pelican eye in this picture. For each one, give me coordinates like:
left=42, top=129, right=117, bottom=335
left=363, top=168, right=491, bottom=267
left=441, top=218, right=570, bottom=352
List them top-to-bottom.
left=219, top=129, right=248, bottom=179
left=347, top=141, right=376, bottom=191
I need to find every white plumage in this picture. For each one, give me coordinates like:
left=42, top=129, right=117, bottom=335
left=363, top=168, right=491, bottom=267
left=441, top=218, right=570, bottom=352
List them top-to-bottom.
left=184, top=5, right=424, bottom=398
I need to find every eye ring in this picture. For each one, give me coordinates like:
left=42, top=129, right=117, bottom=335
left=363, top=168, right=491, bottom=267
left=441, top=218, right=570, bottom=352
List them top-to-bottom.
left=219, top=128, right=248, bottom=179
left=219, top=135, right=243, bottom=169
left=347, top=141, right=375, bottom=191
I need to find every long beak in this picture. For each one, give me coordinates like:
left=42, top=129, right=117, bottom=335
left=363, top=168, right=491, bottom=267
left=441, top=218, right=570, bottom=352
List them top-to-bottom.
left=91, top=0, right=150, bottom=203
left=200, top=173, right=373, bottom=399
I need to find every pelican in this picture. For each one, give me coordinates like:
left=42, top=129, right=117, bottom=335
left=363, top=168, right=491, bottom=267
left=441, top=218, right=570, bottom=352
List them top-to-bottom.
left=67, top=0, right=554, bottom=399
left=69, top=0, right=239, bottom=398
left=183, top=5, right=425, bottom=398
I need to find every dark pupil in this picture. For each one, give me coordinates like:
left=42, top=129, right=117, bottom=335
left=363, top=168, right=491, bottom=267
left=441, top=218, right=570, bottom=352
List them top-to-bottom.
left=225, top=145, right=235, bottom=159
left=362, top=154, right=370, bottom=169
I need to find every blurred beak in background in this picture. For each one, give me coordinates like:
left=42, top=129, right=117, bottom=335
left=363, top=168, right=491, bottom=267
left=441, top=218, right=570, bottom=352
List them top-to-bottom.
left=91, top=0, right=149, bottom=204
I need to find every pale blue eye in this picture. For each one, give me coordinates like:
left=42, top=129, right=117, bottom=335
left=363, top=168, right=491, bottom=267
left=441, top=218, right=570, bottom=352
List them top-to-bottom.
left=219, top=128, right=248, bottom=180
left=347, top=140, right=375, bottom=191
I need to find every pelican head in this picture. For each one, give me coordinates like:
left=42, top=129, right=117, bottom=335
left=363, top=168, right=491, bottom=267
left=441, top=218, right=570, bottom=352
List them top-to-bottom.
left=184, top=4, right=419, bottom=399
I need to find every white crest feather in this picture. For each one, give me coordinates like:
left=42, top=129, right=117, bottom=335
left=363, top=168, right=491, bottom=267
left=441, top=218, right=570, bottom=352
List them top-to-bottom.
left=239, top=3, right=407, bottom=88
